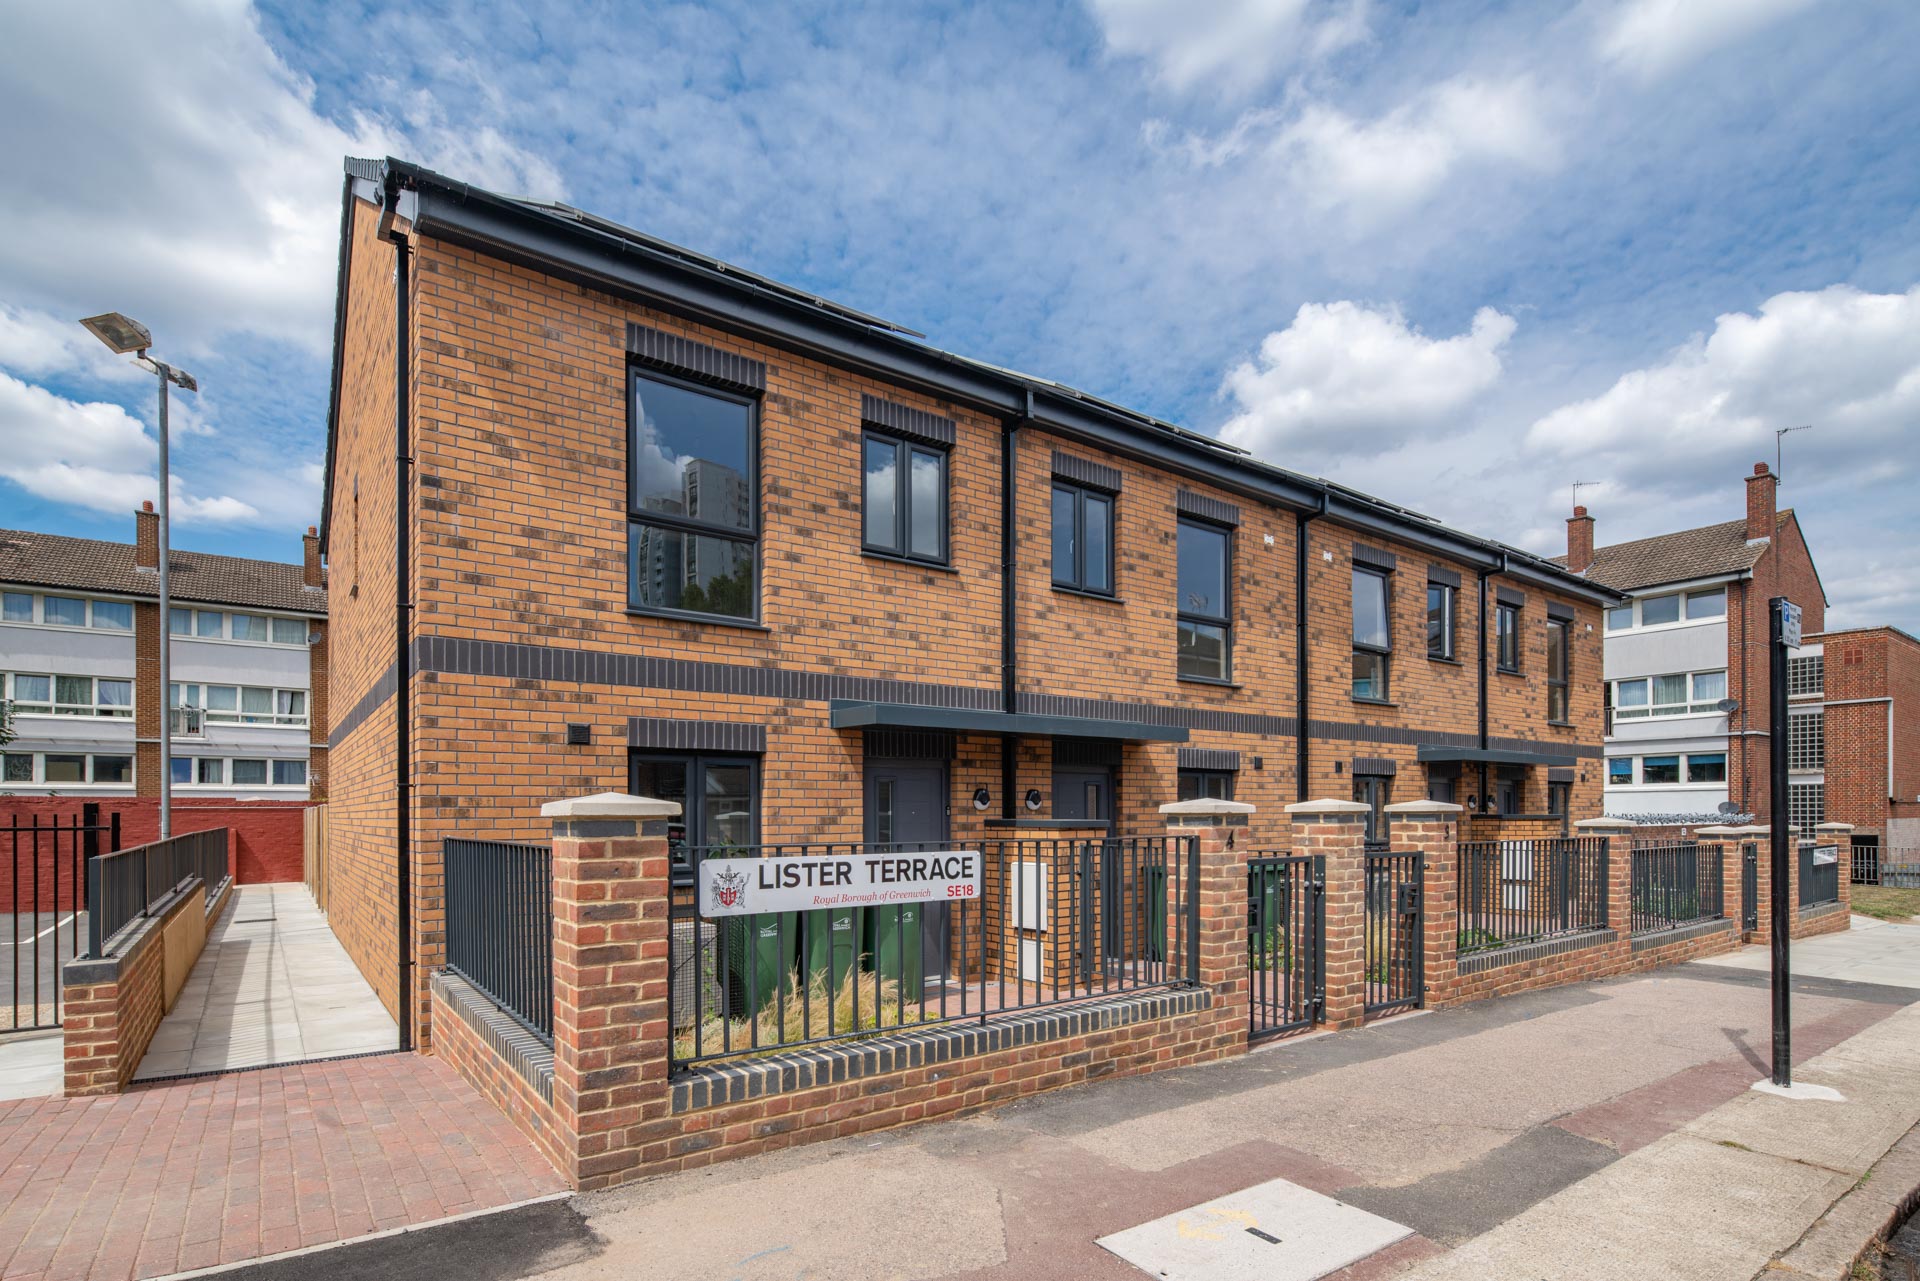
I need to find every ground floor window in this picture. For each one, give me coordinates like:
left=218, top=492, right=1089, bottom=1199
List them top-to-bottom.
left=631, top=752, right=760, bottom=874
left=1177, top=769, right=1235, bottom=802
left=1354, top=775, right=1391, bottom=845
left=1547, top=781, right=1570, bottom=815
left=1788, top=782, right=1824, bottom=836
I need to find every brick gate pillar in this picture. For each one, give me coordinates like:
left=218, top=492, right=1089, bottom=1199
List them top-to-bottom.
left=541, top=791, right=680, bottom=1190
left=1161, top=798, right=1255, bottom=1058
left=1285, top=799, right=1370, bottom=1030
left=1384, top=800, right=1463, bottom=1009
left=1573, top=817, right=1633, bottom=937
left=1729, top=826, right=1774, bottom=944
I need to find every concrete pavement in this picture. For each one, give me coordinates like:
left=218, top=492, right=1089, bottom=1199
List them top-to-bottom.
left=1694, top=914, right=1920, bottom=990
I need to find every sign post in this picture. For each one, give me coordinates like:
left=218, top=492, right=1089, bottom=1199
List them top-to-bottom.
left=1769, top=596, right=1800, bottom=1087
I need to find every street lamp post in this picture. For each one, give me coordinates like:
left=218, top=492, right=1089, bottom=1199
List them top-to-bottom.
left=79, top=313, right=196, bottom=840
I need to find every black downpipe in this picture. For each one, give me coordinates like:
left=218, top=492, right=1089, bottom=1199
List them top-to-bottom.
left=381, top=178, right=415, bottom=1052
left=999, top=395, right=1030, bottom=820
left=1294, top=497, right=1325, bottom=801
left=1475, top=554, right=1505, bottom=811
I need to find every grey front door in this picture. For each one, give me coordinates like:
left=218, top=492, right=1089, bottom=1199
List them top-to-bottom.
left=866, top=763, right=949, bottom=984
left=1052, top=768, right=1111, bottom=825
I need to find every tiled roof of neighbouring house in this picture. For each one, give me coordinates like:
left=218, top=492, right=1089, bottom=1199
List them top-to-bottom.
left=1550, top=513, right=1796, bottom=592
left=0, top=528, right=326, bottom=615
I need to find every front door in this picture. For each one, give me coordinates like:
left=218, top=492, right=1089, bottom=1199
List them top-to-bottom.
left=866, top=763, right=950, bottom=985
left=1052, top=768, right=1112, bottom=826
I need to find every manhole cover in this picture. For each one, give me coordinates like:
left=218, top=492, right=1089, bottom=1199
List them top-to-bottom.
left=1096, top=1177, right=1412, bottom=1281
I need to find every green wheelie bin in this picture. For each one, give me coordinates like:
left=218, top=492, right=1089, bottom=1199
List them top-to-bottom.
left=721, top=910, right=799, bottom=1020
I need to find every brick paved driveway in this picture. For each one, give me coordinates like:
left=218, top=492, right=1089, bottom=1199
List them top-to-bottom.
left=0, top=1052, right=563, bottom=1281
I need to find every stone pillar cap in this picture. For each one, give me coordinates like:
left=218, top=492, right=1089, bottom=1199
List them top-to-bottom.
left=540, top=791, right=683, bottom=819
left=1158, top=798, right=1256, bottom=817
left=1285, top=798, right=1371, bottom=815
left=1382, top=799, right=1463, bottom=816
left=1573, top=817, right=1633, bottom=830
left=1815, top=822, right=1855, bottom=833
left=1691, top=825, right=1742, bottom=836
left=1725, top=825, right=1768, bottom=835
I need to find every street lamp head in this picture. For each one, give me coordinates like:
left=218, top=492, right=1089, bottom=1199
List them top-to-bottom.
left=79, top=312, right=153, bottom=355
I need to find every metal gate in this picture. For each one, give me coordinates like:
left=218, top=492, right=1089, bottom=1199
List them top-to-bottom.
left=6, top=804, right=120, bottom=1031
left=1741, top=843, right=1758, bottom=932
left=1364, top=849, right=1423, bottom=1019
left=1247, top=855, right=1322, bottom=1041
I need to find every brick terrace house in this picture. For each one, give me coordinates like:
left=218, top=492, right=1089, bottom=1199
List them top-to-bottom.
left=320, top=156, right=1622, bottom=1045
left=1559, top=464, right=1827, bottom=831
left=2, top=508, right=328, bottom=802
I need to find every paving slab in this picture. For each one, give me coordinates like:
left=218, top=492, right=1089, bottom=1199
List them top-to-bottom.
left=133, top=883, right=396, bottom=1080
left=1695, top=919, right=1920, bottom=989
left=1096, top=1177, right=1413, bottom=1281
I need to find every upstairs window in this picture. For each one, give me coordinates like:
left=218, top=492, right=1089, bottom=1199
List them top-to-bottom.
left=628, top=370, right=758, bottom=622
left=863, top=431, right=948, bottom=564
left=1051, top=483, right=1115, bottom=595
left=1176, top=519, right=1231, bottom=681
left=1353, top=567, right=1391, bottom=700
left=1426, top=582, right=1456, bottom=659
left=1685, top=589, right=1726, bottom=618
left=1639, top=594, right=1681, bottom=626
left=1495, top=603, right=1520, bottom=672
left=1606, top=604, right=1633, bottom=631
left=1546, top=618, right=1570, bottom=722
left=1788, top=654, right=1823, bottom=697
left=2, top=673, right=130, bottom=717
left=1788, top=711, right=1824, bottom=771
left=1608, top=757, right=1633, bottom=785
left=1177, top=769, right=1235, bottom=801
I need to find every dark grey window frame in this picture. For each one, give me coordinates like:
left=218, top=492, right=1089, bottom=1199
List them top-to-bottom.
left=625, top=366, right=762, bottom=626
left=861, top=428, right=951, bottom=566
left=1052, top=480, right=1117, bottom=597
left=1175, top=515, right=1234, bottom=684
left=1352, top=564, right=1393, bottom=702
left=1426, top=579, right=1456, bottom=660
left=1495, top=602, right=1521, bottom=673
left=1545, top=616, right=1570, bottom=723
left=629, top=749, right=762, bottom=882
left=1177, top=768, right=1236, bottom=802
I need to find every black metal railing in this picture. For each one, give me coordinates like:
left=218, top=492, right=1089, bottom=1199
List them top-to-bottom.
left=7, top=806, right=120, bottom=1030
left=85, top=827, right=228, bottom=958
left=669, top=836, right=1198, bottom=1070
left=444, top=838, right=553, bottom=1044
left=1457, top=838, right=1608, bottom=954
left=1850, top=839, right=1879, bottom=887
left=1630, top=841, right=1723, bottom=935
left=1798, top=841, right=1840, bottom=907
left=1741, top=844, right=1759, bottom=931
left=1365, top=850, right=1423, bottom=1017
left=1885, top=853, right=1920, bottom=890
left=1247, top=854, right=1322, bottom=1040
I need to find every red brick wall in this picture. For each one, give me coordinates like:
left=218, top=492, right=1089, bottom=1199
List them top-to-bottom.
left=1730, top=508, right=1826, bottom=818
left=1815, top=627, right=1920, bottom=840
left=0, top=798, right=310, bottom=910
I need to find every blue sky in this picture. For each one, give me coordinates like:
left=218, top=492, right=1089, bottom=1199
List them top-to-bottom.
left=3, top=0, right=1918, bottom=629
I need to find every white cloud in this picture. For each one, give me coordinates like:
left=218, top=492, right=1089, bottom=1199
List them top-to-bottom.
left=0, top=0, right=562, bottom=362
left=1087, top=0, right=1368, bottom=96
left=1599, top=0, right=1818, bottom=80
left=1152, top=75, right=1554, bottom=224
left=1525, top=284, right=1920, bottom=481
left=1219, top=301, right=1516, bottom=459
left=0, top=305, right=150, bottom=386
left=0, top=373, right=258, bottom=524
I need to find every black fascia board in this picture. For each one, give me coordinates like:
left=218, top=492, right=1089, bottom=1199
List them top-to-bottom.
left=383, top=159, right=1622, bottom=604
left=828, top=700, right=1189, bottom=743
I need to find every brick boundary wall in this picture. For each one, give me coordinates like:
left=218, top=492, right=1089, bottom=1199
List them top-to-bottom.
left=428, top=794, right=1256, bottom=1191
left=1, top=798, right=313, bottom=909
left=1392, top=813, right=1852, bottom=1009
left=61, top=874, right=233, bottom=1096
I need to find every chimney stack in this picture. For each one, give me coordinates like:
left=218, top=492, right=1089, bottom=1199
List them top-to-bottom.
left=1744, top=462, right=1777, bottom=543
left=134, top=501, right=158, bottom=569
left=1566, top=505, right=1595, bottom=575
left=303, top=525, right=324, bottom=588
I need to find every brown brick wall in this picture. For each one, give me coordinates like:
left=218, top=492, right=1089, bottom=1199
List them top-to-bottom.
left=322, top=195, right=409, bottom=1024
left=1814, top=627, right=1920, bottom=839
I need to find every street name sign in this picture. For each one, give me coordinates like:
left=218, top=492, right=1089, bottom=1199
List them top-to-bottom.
left=698, top=850, right=982, bottom=917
